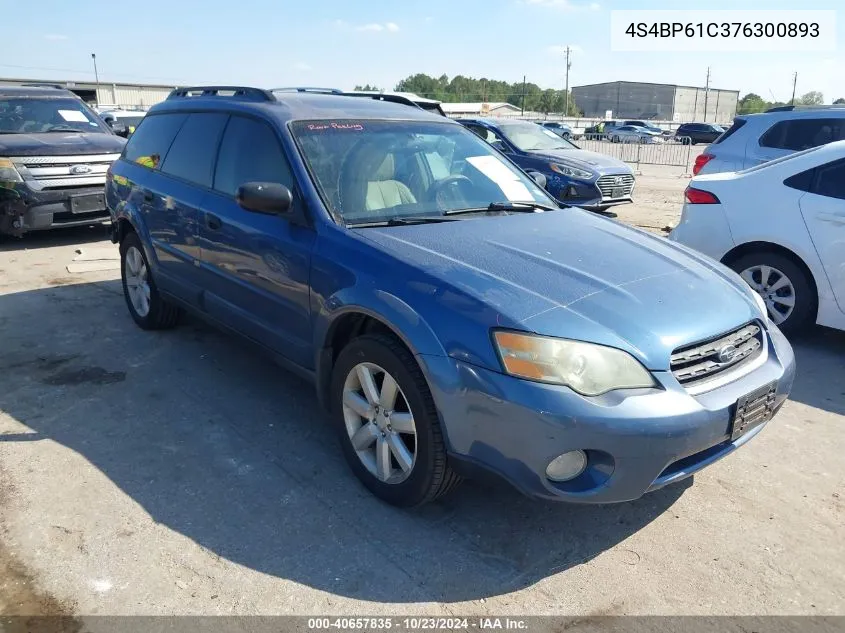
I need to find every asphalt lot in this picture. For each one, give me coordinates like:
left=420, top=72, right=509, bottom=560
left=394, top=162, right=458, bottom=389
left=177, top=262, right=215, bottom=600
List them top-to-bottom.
left=1, top=166, right=843, bottom=617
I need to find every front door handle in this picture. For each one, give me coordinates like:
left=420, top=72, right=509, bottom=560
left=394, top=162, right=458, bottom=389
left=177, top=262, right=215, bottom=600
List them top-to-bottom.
left=142, top=189, right=153, bottom=202
left=206, top=213, right=222, bottom=231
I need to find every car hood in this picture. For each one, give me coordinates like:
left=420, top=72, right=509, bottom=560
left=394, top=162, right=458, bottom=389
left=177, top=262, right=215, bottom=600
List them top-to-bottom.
left=0, top=132, right=125, bottom=156
left=528, top=148, right=631, bottom=172
left=358, top=210, right=761, bottom=370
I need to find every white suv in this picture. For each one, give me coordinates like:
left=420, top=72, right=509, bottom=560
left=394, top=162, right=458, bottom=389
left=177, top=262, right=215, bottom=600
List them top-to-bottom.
left=694, top=105, right=845, bottom=175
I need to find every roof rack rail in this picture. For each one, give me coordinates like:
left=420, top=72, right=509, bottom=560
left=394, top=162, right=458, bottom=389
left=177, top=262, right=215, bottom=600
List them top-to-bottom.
left=21, top=83, right=65, bottom=89
left=167, top=86, right=276, bottom=102
left=271, top=87, right=344, bottom=94
left=339, top=91, right=447, bottom=116
left=766, top=104, right=845, bottom=113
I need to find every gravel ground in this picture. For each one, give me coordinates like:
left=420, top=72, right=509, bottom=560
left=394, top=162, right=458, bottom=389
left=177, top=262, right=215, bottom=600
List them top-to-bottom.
left=0, top=164, right=843, bottom=618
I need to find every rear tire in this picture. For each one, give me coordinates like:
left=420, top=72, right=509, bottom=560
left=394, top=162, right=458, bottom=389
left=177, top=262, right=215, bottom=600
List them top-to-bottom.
left=120, top=231, right=182, bottom=330
left=728, top=251, right=816, bottom=336
left=331, top=334, right=460, bottom=507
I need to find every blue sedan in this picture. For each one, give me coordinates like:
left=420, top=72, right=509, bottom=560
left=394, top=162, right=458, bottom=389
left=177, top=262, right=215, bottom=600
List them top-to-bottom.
left=458, top=118, right=635, bottom=212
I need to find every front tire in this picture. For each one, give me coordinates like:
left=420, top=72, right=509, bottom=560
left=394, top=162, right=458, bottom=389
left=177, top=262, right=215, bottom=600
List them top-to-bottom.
left=120, top=231, right=182, bottom=330
left=729, top=251, right=816, bottom=335
left=331, top=334, right=460, bottom=507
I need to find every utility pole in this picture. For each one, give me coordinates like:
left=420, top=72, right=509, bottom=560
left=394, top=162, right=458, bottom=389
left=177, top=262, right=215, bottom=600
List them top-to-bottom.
left=564, top=46, right=572, bottom=116
left=91, top=53, right=100, bottom=107
left=703, top=66, right=711, bottom=122
left=790, top=72, right=798, bottom=105
left=521, top=75, right=526, bottom=115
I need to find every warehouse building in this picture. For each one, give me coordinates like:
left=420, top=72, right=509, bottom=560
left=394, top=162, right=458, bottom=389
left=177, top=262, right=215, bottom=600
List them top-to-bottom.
left=0, top=77, right=175, bottom=110
left=572, top=81, right=739, bottom=125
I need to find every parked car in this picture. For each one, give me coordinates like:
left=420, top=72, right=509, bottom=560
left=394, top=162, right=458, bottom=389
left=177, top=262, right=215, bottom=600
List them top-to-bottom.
left=0, top=85, right=125, bottom=238
left=107, top=85, right=794, bottom=508
left=694, top=105, right=845, bottom=175
left=99, top=109, right=146, bottom=138
left=458, top=118, right=635, bottom=211
left=537, top=121, right=573, bottom=139
left=675, top=122, right=725, bottom=145
left=610, top=125, right=663, bottom=144
left=670, top=141, right=845, bottom=335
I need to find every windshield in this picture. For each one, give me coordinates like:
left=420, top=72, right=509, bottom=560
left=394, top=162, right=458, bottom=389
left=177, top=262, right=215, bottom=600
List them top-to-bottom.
left=0, top=97, right=108, bottom=134
left=292, top=120, right=555, bottom=224
left=496, top=122, right=578, bottom=151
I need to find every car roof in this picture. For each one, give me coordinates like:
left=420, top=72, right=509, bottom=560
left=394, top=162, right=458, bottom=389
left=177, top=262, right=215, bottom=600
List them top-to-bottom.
left=0, top=85, right=79, bottom=98
left=147, top=88, right=453, bottom=125
left=741, top=108, right=845, bottom=122
left=456, top=118, right=533, bottom=127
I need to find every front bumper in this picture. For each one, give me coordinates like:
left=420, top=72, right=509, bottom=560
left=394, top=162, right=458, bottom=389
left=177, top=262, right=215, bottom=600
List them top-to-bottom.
left=549, top=177, right=634, bottom=211
left=0, top=182, right=109, bottom=237
left=421, top=324, right=795, bottom=503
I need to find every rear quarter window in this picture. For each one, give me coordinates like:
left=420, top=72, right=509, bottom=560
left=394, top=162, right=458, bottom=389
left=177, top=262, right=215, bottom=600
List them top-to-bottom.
left=123, top=113, right=187, bottom=169
left=712, top=118, right=746, bottom=144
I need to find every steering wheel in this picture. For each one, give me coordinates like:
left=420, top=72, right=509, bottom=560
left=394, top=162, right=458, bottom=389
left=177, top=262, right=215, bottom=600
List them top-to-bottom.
left=429, top=175, right=473, bottom=210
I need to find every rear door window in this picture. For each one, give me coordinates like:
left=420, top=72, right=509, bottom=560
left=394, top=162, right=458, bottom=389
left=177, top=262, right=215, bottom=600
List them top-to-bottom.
left=123, top=113, right=187, bottom=169
left=160, top=113, right=229, bottom=188
left=213, top=115, right=293, bottom=196
left=759, top=118, right=845, bottom=151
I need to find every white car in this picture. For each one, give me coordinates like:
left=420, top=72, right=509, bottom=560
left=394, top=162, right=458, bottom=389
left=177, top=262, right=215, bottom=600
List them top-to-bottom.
left=610, top=125, right=663, bottom=144
left=669, top=140, right=845, bottom=335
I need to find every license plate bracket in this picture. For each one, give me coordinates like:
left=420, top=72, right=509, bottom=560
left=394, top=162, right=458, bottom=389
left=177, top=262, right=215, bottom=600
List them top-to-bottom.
left=611, top=186, right=625, bottom=198
left=69, top=193, right=106, bottom=214
left=731, top=380, right=778, bottom=441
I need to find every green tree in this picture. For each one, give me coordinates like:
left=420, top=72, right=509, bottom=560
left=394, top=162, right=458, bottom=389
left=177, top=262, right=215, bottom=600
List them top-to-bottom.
left=393, top=73, right=578, bottom=114
left=353, top=84, right=382, bottom=92
left=798, top=91, right=824, bottom=105
left=737, top=93, right=769, bottom=114
left=833, top=97, right=845, bottom=104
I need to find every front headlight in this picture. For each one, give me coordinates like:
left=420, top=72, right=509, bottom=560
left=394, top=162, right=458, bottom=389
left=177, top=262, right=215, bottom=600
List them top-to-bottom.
left=0, top=158, right=23, bottom=183
left=549, top=162, right=593, bottom=180
left=493, top=331, right=657, bottom=396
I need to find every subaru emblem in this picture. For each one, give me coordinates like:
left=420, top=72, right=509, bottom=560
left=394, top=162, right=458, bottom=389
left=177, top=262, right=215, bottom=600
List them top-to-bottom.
left=70, top=164, right=92, bottom=174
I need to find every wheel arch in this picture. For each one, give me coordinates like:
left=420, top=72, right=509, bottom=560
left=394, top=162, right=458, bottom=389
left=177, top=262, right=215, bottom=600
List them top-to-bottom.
left=721, top=240, right=819, bottom=315
left=314, top=302, right=446, bottom=412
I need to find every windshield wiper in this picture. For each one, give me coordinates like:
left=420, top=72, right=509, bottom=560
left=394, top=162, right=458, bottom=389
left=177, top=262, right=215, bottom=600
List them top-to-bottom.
left=445, top=201, right=558, bottom=215
left=347, top=215, right=459, bottom=228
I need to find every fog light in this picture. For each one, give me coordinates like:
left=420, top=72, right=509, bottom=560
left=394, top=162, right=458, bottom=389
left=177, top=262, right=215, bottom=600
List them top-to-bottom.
left=545, top=450, right=587, bottom=482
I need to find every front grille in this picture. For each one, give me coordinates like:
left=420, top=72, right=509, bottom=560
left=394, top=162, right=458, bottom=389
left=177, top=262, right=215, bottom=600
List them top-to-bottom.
left=11, top=154, right=120, bottom=190
left=596, top=174, right=635, bottom=199
left=670, top=323, right=764, bottom=390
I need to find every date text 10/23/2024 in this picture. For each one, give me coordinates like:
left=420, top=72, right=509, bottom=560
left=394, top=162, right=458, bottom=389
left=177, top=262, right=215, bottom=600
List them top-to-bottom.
left=307, top=618, right=529, bottom=630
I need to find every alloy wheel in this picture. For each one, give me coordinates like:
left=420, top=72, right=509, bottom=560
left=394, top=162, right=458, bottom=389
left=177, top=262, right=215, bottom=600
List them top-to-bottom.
left=124, top=245, right=151, bottom=318
left=342, top=362, right=417, bottom=484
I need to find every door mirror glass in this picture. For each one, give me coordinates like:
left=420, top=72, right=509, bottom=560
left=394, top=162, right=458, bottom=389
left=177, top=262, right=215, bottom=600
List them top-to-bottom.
left=236, top=182, right=293, bottom=215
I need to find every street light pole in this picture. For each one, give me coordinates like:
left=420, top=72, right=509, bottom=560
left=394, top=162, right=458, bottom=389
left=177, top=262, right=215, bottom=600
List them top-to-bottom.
left=91, top=53, right=100, bottom=107
left=790, top=72, right=798, bottom=105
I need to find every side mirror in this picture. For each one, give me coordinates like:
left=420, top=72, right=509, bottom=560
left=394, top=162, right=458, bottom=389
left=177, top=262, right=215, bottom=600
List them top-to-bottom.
left=112, top=122, right=129, bottom=137
left=527, top=171, right=547, bottom=189
left=236, top=182, right=293, bottom=215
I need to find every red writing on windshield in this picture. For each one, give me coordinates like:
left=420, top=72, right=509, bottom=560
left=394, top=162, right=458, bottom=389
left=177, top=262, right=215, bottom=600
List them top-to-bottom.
left=307, top=122, right=364, bottom=131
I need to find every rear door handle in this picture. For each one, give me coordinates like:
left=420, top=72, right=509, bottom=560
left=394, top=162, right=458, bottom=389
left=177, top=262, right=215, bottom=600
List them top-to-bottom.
left=206, top=213, right=222, bottom=231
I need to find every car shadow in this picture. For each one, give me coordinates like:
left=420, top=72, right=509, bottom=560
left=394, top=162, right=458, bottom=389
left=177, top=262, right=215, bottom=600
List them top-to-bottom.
left=0, top=224, right=111, bottom=252
left=0, top=279, right=691, bottom=603
left=786, top=325, right=845, bottom=416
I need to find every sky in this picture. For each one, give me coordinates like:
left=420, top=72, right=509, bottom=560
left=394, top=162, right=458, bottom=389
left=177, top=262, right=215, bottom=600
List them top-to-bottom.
left=5, top=0, right=844, bottom=103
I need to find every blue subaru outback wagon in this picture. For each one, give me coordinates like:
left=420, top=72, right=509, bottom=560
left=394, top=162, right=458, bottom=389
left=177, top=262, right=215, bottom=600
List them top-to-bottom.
left=106, top=86, right=795, bottom=507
